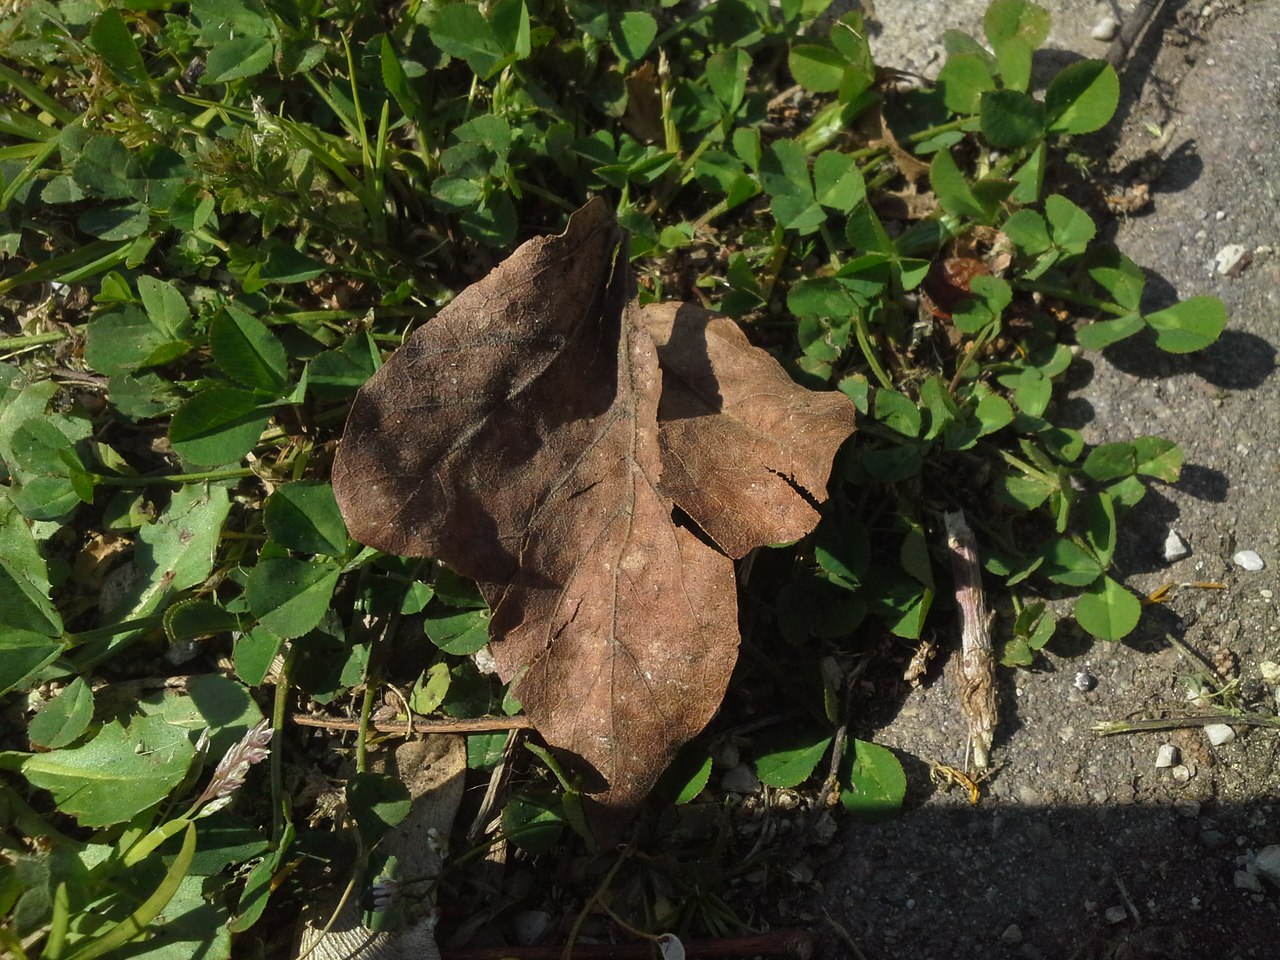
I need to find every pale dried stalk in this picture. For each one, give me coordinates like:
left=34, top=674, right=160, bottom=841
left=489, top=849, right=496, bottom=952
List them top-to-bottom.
left=944, top=510, right=997, bottom=769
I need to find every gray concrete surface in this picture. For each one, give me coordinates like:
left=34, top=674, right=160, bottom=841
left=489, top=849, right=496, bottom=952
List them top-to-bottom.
left=811, top=2, right=1280, bottom=957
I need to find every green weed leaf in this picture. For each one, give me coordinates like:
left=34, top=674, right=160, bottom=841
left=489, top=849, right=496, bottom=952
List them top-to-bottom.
left=984, top=0, right=1052, bottom=49
left=430, top=5, right=508, bottom=78
left=89, top=9, right=148, bottom=84
left=612, top=10, right=657, bottom=63
left=203, top=36, right=274, bottom=83
left=789, top=44, right=847, bottom=93
left=706, top=48, right=750, bottom=114
left=937, top=54, right=996, bottom=115
left=1045, top=59, right=1119, bottom=135
left=979, top=89, right=1044, bottom=148
left=73, top=136, right=135, bottom=200
left=760, top=139, right=824, bottom=233
left=930, top=149, right=992, bottom=222
left=813, top=150, right=866, bottom=212
left=1044, top=194, right=1095, bottom=253
left=1003, top=209, right=1051, bottom=254
left=1085, top=245, right=1145, bottom=312
left=137, top=276, right=191, bottom=339
left=1145, top=297, right=1227, bottom=353
left=210, top=305, right=288, bottom=395
left=85, top=306, right=185, bottom=376
left=1076, top=314, right=1144, bottom=350
left=169, top=385, right=272, bottom=466
left=874, top=388, right=922, bottom=437
left=1133, top=436, right=1183, bottom=482
left=264, top=482, right=348, bottom=557
left=1079, top=492, right=1117, bottom=568
left=1040, top=538, right=1103, bottom=586
left=246, top=556, right=341, bottom=639
left=1074, top=575, right=1141, bottom=641
left=424, top=607, right=491, bottom=655
left=234, top=626, right=283, bottom=686
left=410, top=662, right=452, bottom=714
left=28, top=677, right=94, bottom=750
left=21, top=716, right=196, bottom=827
left=754, top=728, right=833, bottom=788
left=840, top=738, right=906, bottom=821
left=661, top=750, right=713, bottom=805
left=347, top=772, right=411, bottom=844
left=502, top=790, right=565, bottom=854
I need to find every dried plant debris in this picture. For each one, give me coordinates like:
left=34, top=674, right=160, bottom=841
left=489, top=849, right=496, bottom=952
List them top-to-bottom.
left=335, top=200, right=856, bottom=817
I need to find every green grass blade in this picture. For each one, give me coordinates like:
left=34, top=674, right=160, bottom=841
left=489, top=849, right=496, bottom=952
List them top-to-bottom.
left=63, top=822, right=196, bottom=960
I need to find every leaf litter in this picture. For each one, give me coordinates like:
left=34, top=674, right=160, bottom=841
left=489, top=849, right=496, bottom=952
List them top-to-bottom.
left=335, top=199, right=856, bottom=821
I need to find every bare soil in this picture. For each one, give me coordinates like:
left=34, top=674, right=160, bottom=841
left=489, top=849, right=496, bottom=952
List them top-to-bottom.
left=809, top=3, right=1280, bottom=957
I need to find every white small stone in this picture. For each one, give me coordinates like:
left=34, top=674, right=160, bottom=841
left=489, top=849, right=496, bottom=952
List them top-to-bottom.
left=1091, top=14, right=1119, bottom=40
left=1215, top=209, right=1226, bottom=220
left=1214, top=243, right=1250, bottom=276
left=1163, top=530, right=1191, bottom=562
left=1233, top=550, right=1265, bottom=571
left=1263, top=589, right=1275, bottom=600
left=472, top=645, right=498, bottom=674
left=1259, top=661, right=1280, bottom=684
left=1074, top=672, right=1097, bottom=692
left=1204, top=723, right=1236, bottom=746
left=714, top=740, right=740, bottom=769
left=1155, top=743, right=1178, bottom=768
left=720, top=763, right=761, bottom=794
left=1172, top=764, right=1192, bottom=783
left=1254, top=845, right=1280, bottom=887
left=1234, top=870, right=1263, bottom=892
left=1104, top=905, right=1128, bottom=924
left=510, top=910, right=553, bottom=946
left=1000, top=923, right=1023, bottom=945
left=658, top=934, right=686, bottom=960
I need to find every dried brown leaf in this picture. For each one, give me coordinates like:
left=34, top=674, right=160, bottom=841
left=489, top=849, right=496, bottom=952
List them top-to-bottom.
left=334, top=199, right=627, bottom=584
left=334, top=200, right=738, bottom=812
left=641, top=302, right=856, bottom=558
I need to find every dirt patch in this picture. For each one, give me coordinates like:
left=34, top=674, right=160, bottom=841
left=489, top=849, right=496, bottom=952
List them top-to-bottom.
left=813, top=3, right=1280, bottom=957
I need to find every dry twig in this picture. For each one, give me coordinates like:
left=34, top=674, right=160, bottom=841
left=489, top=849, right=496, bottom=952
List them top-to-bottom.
left=944, top=510, right=997, bottom=769
left=291, top=713, right=532, bottom=735
left=444, top=929, right=817, bottom=960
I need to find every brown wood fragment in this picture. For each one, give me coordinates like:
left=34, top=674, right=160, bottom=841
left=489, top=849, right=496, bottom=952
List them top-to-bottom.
left=944, top=510, right=997, bottom=769
left=291, top=713, right=532, bottom=735
left=442, top=929, right=816, bottom=960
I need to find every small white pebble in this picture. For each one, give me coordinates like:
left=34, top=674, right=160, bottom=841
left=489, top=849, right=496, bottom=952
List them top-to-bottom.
left=1091, top=14, right=1119, bottom=40
left=1214, top=243, right=1249, bottom=276
left=1163, top=530, right=1191, bottom=562
left=1233, top=550, right=1265, bottom=571
left=1261, top=589, right=1274, bottom=600
left=1259, top=661, right=1280, bottom=684
left=1204, top=723, right=1235, bottom=746
left=1155, top=743, right=1178, bottom=768
left=1172, top=764, right=1192, bottom=783
left=1234, top=870, right=1263, bottom=892
left=1105, top=905, right=1128, bottom=924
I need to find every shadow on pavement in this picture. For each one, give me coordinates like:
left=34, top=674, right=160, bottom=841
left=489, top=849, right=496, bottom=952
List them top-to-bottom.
left=818, top=798, right=1279, bottom=960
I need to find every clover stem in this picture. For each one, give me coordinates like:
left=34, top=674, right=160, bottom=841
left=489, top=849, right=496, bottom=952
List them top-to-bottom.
left=1014, top=280, right=1131, bottom=317
left=851, top=306, right=894, bottom=389
left=0, top=330, right=69, bottom=353
left=96, top=467, right=257, bottom=487
left=63, top=616, right=166, bottom=646
left=271, top=645, right=298, bottom=846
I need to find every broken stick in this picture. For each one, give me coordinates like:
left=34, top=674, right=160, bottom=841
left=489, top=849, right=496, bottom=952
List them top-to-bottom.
left=943, top=510, right=997, bottom=769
